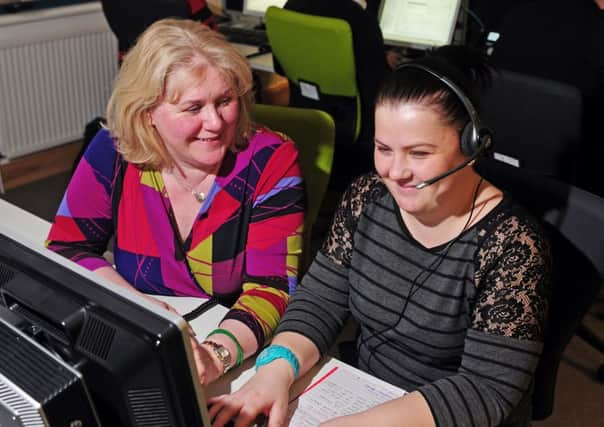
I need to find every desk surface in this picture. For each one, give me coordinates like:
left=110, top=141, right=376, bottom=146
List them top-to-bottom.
left=233, top=42, right=274, bottom=73
left=0, top=198, right=404, bottom=425
left=0, top=198, right=349, bottom=391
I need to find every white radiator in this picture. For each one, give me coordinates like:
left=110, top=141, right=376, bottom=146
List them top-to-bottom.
left=0, top=2, right=118, bottom=159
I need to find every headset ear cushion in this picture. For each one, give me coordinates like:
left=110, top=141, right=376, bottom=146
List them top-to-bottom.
left=460, top=122, right=478, bottom=157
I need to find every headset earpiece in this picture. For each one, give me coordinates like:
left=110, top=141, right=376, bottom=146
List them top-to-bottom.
left=396, top=62, right=492, bottom=160
left=460, top=122, right=477, bottom=157
left=460, top=122, right=493, bottom=158
left=460, top=124, right=493, bottom=159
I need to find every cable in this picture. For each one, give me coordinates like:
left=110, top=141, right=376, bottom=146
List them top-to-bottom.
left=461, top=5, right=486, bottom=35
left=361, top=177, right=484, bottom=369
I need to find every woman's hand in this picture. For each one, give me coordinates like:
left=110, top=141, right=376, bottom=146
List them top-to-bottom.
left=139, top=292, right=179, bottom=313
left=137, top=294, right=225, bottom=385
left=190, top=339, right=224, bottom=385
left=208, top=361, right=295, bottom=427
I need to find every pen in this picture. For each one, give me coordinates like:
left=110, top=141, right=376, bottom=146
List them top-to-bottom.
left=289, top=366, right=339, bottom=403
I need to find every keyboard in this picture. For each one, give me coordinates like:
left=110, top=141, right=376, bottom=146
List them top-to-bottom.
left=218, top=24, right=268, bottom=46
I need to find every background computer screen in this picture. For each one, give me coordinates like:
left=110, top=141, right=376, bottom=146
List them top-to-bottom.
left=225, top=0, right=243, bottom=12
left=243, top=0, right=286, bottom=18
left=379, top=0, right=461, bottom=49
left=0, top=230, right=210, bottom=426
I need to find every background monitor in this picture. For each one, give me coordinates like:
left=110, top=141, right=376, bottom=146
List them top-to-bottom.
left=225, top=0, right=244, bottom=12
left=242, top=0, right=286, bottom=18
left=379, top=0, right=462, bottom=49
left=0, top=229, right=210, bottom=426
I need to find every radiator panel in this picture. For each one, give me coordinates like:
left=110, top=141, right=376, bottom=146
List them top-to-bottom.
left=0, top=4, right=117, bottom=159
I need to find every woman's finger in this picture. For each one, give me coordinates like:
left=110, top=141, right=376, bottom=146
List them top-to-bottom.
left=190, top=339, right=208, bottom=384
left=207, top=394, right=226, bottom=405
left=207, top=396, right=225, bottom=419
left=211, top=399, right=243, bottom=427
left=267, top=399, right=288, bottom=427
left=235, top=406, right=267, bottom=427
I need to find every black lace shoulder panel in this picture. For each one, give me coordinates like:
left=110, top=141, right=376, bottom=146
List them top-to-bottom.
left=321, top=173, right=388, bottom=267
left=473, top=205, right=551, bottom=341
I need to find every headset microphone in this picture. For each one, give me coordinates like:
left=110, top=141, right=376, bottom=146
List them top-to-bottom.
left=394, top=62, right=493, bottom=191
left=415, top=134, right=491, bottom=189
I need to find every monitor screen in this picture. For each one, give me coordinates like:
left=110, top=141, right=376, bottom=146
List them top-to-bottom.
left=225, top=0, right=244, bottom=12
left=242, top=0, right=286, bottom=18
left=379, top=0, right=461, bottom=49
left=0, top=229, right=210, bottom=426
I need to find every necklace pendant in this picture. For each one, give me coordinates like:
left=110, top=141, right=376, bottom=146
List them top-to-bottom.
left=193, top=191, right=206, bottom=203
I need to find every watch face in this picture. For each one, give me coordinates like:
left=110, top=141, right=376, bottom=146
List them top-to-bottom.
left=203, top=340, right=232, bottom=373
left=215, top=343, right=232, bottom=371
left=217, top=346, right=231, bottom=364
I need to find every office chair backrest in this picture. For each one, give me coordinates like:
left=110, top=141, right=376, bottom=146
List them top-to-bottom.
left=101, top=0, right=191, bottom=54
left=265, top=6, right=361, bottom=144
left=480, top=69, right=582, bottom=184
left=252, top=104, right=335, bottom=273
left=476, top=158, right=604, bottom=420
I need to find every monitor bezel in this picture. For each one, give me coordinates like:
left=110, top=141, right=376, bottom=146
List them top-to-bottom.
left=242, top=0, right=286, bottom=18
left=0, top=225, right=211, bottom=426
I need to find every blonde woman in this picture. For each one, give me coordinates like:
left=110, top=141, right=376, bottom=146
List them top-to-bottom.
left=47, top=18, right=305, bottom=385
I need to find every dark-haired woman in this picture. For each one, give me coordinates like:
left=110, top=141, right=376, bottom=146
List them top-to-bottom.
left=209, top=46, right=550, bottom=427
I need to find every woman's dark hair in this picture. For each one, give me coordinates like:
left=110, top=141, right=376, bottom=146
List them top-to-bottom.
left=376, top=45, right=492, bottom=133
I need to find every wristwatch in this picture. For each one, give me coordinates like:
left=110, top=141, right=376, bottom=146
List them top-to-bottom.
left=202, top=340, right=232, bottom=374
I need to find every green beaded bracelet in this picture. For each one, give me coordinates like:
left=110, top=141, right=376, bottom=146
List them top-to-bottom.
left=207, top=328, right=244, bottom=367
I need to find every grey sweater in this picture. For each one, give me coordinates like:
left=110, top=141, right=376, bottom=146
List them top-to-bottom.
left=277, top=173, right=550, bottom=427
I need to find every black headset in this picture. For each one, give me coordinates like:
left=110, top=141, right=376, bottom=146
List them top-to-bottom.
left=395, top=63, right=493, bottom=189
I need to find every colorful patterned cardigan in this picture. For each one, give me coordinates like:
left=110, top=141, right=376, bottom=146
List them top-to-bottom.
left=46, top=127, right=305, bottom=347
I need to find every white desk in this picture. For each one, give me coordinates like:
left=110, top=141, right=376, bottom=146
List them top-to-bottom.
left=1, top=197, right=52, bottom=242
left=0, top=198, right=404, bottom=425
left=0, top=198, right=339, bottom=391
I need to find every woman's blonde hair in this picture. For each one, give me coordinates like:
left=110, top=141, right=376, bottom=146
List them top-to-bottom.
left=106, top=18, right=255, bottom=169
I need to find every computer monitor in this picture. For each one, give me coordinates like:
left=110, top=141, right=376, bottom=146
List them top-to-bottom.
left=225, top=0, right=244, bottom=12
left=242, top=0, right=286, bottom=18
left=378, top=0, right=462, bottom=50
left=0, top=228, right=210, bottom=426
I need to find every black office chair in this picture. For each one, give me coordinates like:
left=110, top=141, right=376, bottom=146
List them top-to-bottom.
left=100, top=0, right=215, bottom=57
left=479, top=68, right=583, bottom=184
left=476, top=157, right=604, bottom=420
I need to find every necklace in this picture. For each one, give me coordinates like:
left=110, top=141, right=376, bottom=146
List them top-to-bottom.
left=170, top=171, right=208, bottom=203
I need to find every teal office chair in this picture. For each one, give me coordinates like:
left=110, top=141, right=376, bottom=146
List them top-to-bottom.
left=252, top=104, right=335, bottom=274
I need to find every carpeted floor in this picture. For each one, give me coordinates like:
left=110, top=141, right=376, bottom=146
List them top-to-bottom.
left=2, top=171, right=603, bottom=426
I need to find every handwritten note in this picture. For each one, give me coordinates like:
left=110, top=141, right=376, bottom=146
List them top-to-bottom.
left=286, top=366, right=406, bottom=426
